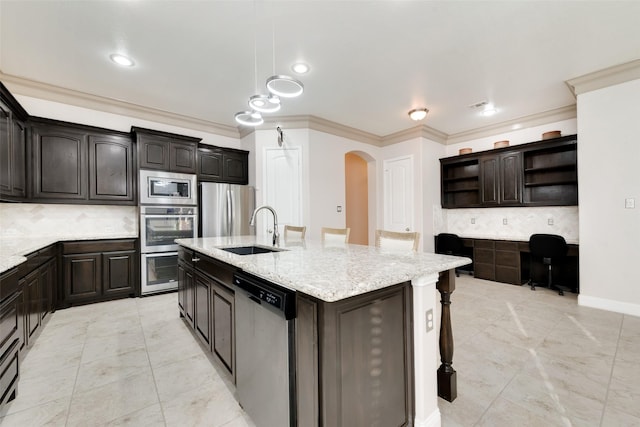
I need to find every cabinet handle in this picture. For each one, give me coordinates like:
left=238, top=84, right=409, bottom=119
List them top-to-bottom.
left=192, top=257, right=200, bottom=263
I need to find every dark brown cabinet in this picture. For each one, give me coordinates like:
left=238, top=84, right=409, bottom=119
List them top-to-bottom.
left=0, top=82, right=28, bottom=201
left=31, top=119, right=135, bottom=204
left=133, top=127, right=200, bottom=174
left=89, top=134, right=134, bottom=203
left=441, top=135, right=577, bottom=208
left=197, top=145, right=249, bottom=184
left=480, top=152, right=522, bottom=206
left=61, top=239, right=137, bottom=307
left=473, top=239, right=495, bottom=281
left=177, top=248, right=236, bottom=379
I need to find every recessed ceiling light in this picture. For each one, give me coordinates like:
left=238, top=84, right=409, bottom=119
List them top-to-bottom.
left=109, top=53, right=135, bottom=67
left=291, top=62, right=309, bottom=74
left=481, top=108, right=498, bottom=116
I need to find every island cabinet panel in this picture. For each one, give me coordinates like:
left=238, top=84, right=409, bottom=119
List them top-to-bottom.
left=61, top=240, right=137, bottom=308
left=177, top=247, right=195, bottom=325
left=194, top=273, right=212, bottom=348
left=296, top=282, right=414, bottom=427
left=212, top=283, right=234, bottom=374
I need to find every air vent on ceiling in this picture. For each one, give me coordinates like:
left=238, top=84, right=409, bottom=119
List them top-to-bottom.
left=468, top=100, right=489, bottom=109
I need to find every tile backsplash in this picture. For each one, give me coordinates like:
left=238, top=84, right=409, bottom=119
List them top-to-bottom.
left=0, top=203, right=138, bottom=239
left=435, top=206, right=579, bottom=244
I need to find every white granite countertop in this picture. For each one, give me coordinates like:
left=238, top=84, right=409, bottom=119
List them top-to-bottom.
left=0, top=233, right=138, bottom=274
left=176, top=236, right=471, bottom=302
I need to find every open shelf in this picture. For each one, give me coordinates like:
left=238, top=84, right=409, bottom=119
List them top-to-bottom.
left=524, top=164, right=576, bottom=173
left=524, top=180, right=577, bottom=187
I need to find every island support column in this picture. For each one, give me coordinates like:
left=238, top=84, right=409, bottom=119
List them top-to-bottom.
left=436, top=269, right=457, bottom=402
left=411, top=273, right=441, bottom=427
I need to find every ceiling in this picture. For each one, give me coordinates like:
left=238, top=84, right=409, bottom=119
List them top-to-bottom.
left=1, top=1, right=639, bottom=139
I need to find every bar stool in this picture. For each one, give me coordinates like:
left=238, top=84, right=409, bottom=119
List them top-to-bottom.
left=284, top=225, right=306, bottom=241
left=321, top=227, right=351, bottom=246
left=375, top=230, right=420, bottom=252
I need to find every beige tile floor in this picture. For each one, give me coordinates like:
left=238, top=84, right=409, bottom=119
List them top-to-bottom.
left=1, top=275, right=638, bottom=426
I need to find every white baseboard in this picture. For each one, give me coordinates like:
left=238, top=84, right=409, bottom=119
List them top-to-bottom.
left=578, top=294, right=640, bottom=317
left=415, top=408, right=442, bottom=427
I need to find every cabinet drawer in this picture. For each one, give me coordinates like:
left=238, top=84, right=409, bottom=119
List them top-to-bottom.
left=63, top=239, right=135, bottom=254
left=474, top=240, right=494, bottom=250
left=495, top=241, right=518, bottom=251
left=178, top=247, right=195, bottom=267
left=474, top=248, right=494, bottom=264
left=495, top=250, right=519, bottom=267
left=196, top=255, right=235, bottom=289
left=474, top=263, right=495, bottom=281
left=495, top=266, right=521, bottom=285
left=0, top=269, right=18, bottom=303
left=0, top=292, right=20, bottom=357
left=0, top=340, right=19, bottom=405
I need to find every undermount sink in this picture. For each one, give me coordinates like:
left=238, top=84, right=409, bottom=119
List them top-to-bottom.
left=221, top=245, right=285, bottom=255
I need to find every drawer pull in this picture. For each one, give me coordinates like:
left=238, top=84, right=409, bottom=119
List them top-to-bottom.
left=191, top=257, right=201, bottom=263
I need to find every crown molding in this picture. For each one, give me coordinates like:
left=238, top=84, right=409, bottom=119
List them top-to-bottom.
left=566, top=59, right=640, bottom=96
left=0, top=72, right=240, bottom=138
left=445, top=104, right=576, bottom=145
left=382, top=125, right=448, bottom=145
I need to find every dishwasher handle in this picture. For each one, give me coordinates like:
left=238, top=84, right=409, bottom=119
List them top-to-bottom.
left=248, top=294, right=262, bottom=305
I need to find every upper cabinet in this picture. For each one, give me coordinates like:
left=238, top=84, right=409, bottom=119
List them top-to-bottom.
left=0, top=82, right=29, bottom=201
left=30, top=118, right=135, bottom=204
left=133, top=127, right=201, bottom=174
left=441, top=135, right=577, bottom=208
left=197, top=145, right=249, bottom=185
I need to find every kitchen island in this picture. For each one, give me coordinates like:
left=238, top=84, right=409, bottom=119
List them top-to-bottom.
left=176, top=236, right=470, bottom=427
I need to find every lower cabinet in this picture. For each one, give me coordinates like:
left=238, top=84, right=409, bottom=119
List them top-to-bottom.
left=61, top=239, right=137, bottom=307
left=177, top=248, right=235, bottom=380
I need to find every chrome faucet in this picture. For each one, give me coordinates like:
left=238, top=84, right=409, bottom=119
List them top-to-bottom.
left=249, top=205, right=279, bottom=246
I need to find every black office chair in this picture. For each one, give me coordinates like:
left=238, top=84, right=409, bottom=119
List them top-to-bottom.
left=435, top=233, right=471, bottom=277
left=528, top=233, right=568, bottom=296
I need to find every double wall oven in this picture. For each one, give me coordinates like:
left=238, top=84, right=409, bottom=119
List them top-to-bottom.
left=140, top=171, right=197, bottom=295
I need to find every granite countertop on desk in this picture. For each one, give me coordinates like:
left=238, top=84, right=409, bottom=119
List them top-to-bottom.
left=0, top=233, right=138, bottom=274
left=176, top=236, right=471, bottom=302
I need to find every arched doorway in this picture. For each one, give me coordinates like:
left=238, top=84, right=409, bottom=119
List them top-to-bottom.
left=345, top=151, right=374, bottom=245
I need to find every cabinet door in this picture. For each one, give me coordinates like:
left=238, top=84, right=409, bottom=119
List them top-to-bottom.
left=0, top=102, right=12, bottom=196
left=10, top=119, right=26, bottom=198
left=32, top=125, right=88, bottom=200
left=89, top=134, right=134, bottom=202
left=138, top=134, right=170, bottom=170
left=170, top=141, right=196, bottom=174
left=197, top=147, right=223, bottom=181
left=222, top=151, right=248, bottom=184
left=500, top=153, right=522, bottom=205
left=480, top=156, right=499, bottom=206
left=473, top=240, right=495, bottom=280
left=102, top=250, right=135, bottom=296
left=63, top=253, right=101, bottom=303
left=39, top=259, right=56, bottom=322
left=178, top=261, right=187, bottom=316
left=184, top=267, right=195, bottom=326
left=22, top=269, right=41, bottom=340
left=194, top=273, right=212, bottom=348
left=213, top=282, right=234, bottom=376
left=0, top=292, right=22, bottom=359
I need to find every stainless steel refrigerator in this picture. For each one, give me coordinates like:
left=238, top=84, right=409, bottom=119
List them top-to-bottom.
left=199, top=182, right=256, bottom=237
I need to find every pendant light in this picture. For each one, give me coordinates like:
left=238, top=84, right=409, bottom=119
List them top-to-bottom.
left=265, top=19, right=303, bottom=98
left=249, top=94, right=281, bottom=113
left=234, top=110, right=264, bottom=127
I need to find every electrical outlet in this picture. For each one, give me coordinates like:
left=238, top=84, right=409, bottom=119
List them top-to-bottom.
left=337, top=205, right=342, bottom=213
left=471, top=218, right=475, bottom=224
left=502, top=218, right=508, bottom=225
left=548, top=218, right=554, bottom=226
left=426, top=309, right=434, bottom=332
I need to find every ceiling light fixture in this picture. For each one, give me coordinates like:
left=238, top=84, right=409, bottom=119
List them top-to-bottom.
left=109, top=53, right=134, bottom=67
left=292, top=62, right=309, bottom=74
left=266, top=75, right=304, bottom=98
left=249, top=94, right=281, bottom=113
left=481, top=107, right=498, bottom=116
left=408, top=108, right=429, bottom=121
left=234, top=111, right=264, bottom=127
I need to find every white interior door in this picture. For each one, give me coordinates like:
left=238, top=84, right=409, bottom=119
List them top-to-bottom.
left=264, top=148, right=302, bottom=237
left=383, top=155, right=414, bottom=232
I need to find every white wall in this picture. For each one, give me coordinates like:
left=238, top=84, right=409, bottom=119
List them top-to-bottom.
left=577, top=78, right=640, bottom=316
left=14, top=95, right=241, bottom=149
left=446, top=119, right=577, bottom=157
left=421, top=138, right=447, bottom=252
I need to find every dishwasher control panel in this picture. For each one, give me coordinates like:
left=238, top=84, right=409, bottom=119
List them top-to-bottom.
left=233, top=272, right=296, bottom=320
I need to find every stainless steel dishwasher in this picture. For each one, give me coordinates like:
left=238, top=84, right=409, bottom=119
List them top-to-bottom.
left=233, top=271, right=297, bottom=427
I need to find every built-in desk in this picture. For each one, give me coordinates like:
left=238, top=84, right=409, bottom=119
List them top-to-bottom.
left=443, top=237, right=579, bottom=293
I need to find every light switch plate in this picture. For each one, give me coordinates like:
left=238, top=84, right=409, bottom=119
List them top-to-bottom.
left=337, top=205, right=342, bottom=212
left=503, top=218, right=508, bottom=225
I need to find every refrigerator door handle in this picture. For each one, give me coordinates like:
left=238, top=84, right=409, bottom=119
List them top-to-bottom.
left=226, top=188, right=233, bottom=235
